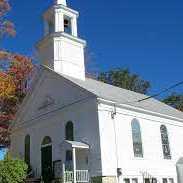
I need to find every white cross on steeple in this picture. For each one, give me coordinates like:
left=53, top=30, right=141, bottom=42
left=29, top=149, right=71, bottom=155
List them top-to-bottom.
left=55, top=0, right=67, bottom=6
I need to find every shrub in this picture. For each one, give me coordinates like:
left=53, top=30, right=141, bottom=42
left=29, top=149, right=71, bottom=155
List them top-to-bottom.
left=0, top=154, right=28, bottom=183
left=91, top=176, right=102, bottom=183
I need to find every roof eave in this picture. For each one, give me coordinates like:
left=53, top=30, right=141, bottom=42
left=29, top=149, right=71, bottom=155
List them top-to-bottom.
left=97, top=98, right=183, bottom=123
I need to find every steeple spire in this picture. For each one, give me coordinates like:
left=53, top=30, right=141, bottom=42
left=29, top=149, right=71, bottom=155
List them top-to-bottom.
left=55, top=0, right=67, bottom=6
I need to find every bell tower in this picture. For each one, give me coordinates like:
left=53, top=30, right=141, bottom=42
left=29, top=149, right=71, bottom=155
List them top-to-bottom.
left=37, top=0, right=86, bottom=80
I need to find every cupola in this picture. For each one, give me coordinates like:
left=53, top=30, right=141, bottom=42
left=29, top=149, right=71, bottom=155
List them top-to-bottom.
left=37, top=0, right=86, bottom=80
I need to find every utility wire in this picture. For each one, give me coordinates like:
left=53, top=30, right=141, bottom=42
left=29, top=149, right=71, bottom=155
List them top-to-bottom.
left=1, top=78, right=183, bottom=147
left=6, top=80, right=183, bottom=131
left=105, top=80, right=183, bottom=107
left=138, top=80, right=183, bottom=102
left=10, top=95, right=95, bottom=130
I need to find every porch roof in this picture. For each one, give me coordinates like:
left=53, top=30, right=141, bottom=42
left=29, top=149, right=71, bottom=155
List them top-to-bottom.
left=63, top=140, right=89, bottom=149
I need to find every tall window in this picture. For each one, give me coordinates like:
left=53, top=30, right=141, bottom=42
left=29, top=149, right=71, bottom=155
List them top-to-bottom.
left=131, top=119, right=143, bottom=158
left=65, top=121, right=74, bottom=141
left=160, top=125, right=171, bottom=159
left=25, top=135, right=30, bottom=166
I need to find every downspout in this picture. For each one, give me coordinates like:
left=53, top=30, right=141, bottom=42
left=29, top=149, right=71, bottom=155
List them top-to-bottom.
left=111, top=105, right=121, bottom=183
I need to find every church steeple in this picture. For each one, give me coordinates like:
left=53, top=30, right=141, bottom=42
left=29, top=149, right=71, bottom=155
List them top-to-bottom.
left=36, top=0, right=86, bottom=80
left=55, top=0, right=67, bottom=6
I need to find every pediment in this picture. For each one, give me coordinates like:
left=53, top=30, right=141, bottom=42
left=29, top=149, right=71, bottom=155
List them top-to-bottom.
left=12, top=67, right=94, bottom=130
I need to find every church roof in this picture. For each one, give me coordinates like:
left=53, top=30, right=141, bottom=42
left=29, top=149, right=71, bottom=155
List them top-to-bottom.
left=43, top=66, right=183, bottom=121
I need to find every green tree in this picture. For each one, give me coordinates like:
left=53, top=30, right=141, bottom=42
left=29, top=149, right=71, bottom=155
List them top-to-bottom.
left=98, top=68, right=151, bottom=94
left=163, top=93, right=183, bottom=112
left=0, top=154, right=28, bottom=183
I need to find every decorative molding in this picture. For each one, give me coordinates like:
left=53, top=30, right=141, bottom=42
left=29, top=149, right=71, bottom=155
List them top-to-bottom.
left=36, top=32, right=86, bottom=49
left=38, top=96, right=55, bottom=110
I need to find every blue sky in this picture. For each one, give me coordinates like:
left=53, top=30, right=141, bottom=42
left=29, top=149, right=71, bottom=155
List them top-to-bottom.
left=1, top=0, right=183, bottom=96
left=0, top=148, right=7, bottom=160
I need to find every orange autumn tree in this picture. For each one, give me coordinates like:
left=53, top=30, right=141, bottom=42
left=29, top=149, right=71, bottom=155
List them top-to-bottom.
left=0, top=0, right=33, bottom=146
left=0, top=52, right=33, bottom=123
left=0, top=53, right=33, bottom=149
left=0, top=72, right=16, bottom=99
left=0, top=72, right=16, bottom=125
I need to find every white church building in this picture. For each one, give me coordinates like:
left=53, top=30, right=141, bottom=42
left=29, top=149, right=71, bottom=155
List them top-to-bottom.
left=10, top=0, right=183, bottom=183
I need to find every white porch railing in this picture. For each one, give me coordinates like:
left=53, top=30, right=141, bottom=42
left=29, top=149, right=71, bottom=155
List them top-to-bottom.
left=64, top=170, right=89, bottom=183
left=76, top=170, right=89, bottom=183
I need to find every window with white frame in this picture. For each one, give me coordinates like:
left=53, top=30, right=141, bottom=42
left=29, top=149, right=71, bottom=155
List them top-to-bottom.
left=131, top=119, right=143, bottom=158
left=160, top=125, right=171, bottom=159
left=123, top=178, right=138, bottom=183
left=123, top=178, right=130, bottom=183
left=132, top=178, right=138, bottom=183
left=143, top=178, right=157, bottom=183
left=152, top=178, right=157, bottom=183
left=163, top=178, right=174, bottom=183
left=169, top=178, right=174, bottom=183
left=144, top=179, right=151, bottom=183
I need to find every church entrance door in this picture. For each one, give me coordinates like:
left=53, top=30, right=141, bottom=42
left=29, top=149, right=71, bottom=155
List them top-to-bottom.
left=41, top=137, right=53, bottom=183
left=41, top=145, right=52, bottom=183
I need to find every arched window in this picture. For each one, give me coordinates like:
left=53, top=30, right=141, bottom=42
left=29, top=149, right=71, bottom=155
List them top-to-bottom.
left=131, top=119, right=143, bottom=158
left=65, top=121, right=74, bottom=141
left=160, top=125, right=171, bottom=159
left=24, top=135, right=30, bottom=166
left=42, top=136, right=52, bottom=146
